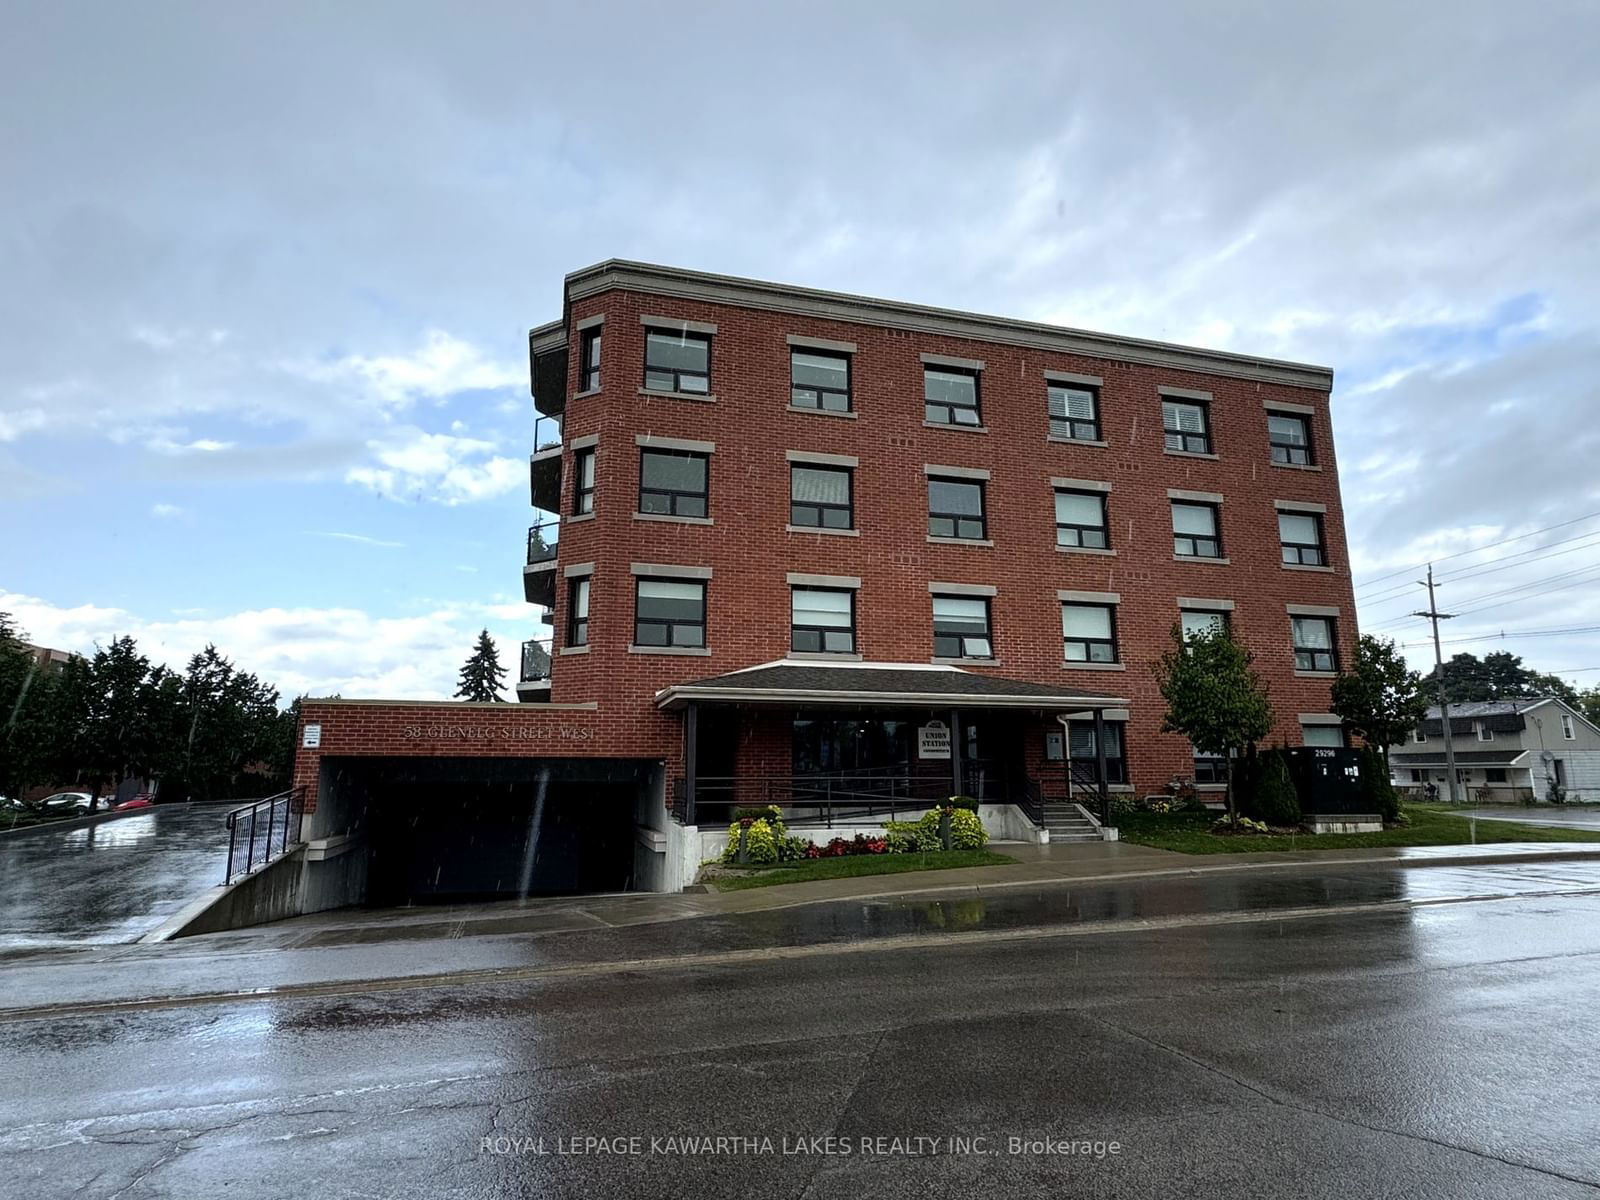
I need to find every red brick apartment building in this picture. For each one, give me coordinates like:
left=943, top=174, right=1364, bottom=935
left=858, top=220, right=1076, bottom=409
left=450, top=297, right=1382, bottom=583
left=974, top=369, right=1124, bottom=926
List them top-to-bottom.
left=293, top=261, right=1353, bottom=902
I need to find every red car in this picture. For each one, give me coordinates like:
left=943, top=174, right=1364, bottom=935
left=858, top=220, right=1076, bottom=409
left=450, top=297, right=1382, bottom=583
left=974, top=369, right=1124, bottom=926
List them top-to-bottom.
left=114, top=794, right=155, bottom=812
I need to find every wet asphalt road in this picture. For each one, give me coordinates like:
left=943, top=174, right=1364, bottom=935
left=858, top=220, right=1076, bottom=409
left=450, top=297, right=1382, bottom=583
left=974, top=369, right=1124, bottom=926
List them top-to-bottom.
left=0, top=806, right=232, bottom=949
left=5, top=859, right=1600, bottom=1198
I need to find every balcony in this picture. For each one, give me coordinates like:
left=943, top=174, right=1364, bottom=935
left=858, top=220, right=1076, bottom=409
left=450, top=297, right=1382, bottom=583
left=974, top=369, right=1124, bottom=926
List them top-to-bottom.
left=529, top=324, right=568, bottom=419
left=529, top=414, right=562, bottom=513
left=522, top=519, right=558, bottom=607
left=516, top=636, right=553, bottom=703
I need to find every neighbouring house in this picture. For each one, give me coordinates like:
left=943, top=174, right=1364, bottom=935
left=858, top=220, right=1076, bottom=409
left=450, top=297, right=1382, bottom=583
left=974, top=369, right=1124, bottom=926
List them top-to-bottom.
left=1389, top=698, right=1600, bottom=803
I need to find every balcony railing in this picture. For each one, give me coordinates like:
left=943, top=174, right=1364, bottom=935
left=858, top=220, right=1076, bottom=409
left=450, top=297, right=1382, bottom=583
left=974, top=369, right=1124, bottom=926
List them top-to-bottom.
left=534, top=413, right=563, bottom=454
left=527, top=520, right=559, bottom=565
left=520, top=637, right=553, bottom=683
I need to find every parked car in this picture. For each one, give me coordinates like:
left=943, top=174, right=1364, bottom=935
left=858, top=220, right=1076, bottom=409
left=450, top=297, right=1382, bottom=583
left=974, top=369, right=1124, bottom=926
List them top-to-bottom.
left=32, top=792, right=94, bottom=814
left=113, top=795, right=154, bottom=812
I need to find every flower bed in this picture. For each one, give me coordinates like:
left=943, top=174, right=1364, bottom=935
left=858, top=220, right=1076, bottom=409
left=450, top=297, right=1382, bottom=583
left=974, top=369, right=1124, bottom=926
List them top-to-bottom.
left=721, top=798, right=989, bottom=864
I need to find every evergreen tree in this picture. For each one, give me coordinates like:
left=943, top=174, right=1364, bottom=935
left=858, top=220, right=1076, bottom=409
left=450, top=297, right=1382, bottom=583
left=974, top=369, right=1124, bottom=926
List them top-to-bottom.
left=0, top=614, right=57, bottom=800
left=1154, top=625, right=1273, bottom=825
left=455, top=630, right=507, bottom=702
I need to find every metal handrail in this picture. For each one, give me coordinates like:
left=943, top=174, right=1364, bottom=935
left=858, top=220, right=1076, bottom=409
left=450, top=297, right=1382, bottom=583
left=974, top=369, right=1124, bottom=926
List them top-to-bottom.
left=533, top=413, right=562, bottom=453
left=526, top=521, right=559, bottom=565
left=223, top=787, right=305, bottom=884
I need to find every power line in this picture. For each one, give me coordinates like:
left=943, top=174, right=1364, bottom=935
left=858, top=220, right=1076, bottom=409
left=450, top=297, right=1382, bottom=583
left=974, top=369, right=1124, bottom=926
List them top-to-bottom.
left=1353, top=509, right=1600, bottom=592
left=1357, top=530, right=1600, bottom=605
left=1363, top=560, right=1600, bottom=623
left=1451, top=565, right=1600, bottom=620
left=1373, top=624, right=1600, bottom=651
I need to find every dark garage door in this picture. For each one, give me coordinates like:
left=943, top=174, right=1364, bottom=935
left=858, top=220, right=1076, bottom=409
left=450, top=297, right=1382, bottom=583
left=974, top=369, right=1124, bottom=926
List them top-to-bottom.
left=347, top=759, right=649, bottom=906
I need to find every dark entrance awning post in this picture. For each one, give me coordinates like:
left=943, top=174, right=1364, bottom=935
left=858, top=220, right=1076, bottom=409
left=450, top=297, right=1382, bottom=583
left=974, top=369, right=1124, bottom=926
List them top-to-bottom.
left=684, top=701, right=699, bottom=825
left=1093, top=707, right=1110, bottom=825
left=949, top=708, right=962, bottom=799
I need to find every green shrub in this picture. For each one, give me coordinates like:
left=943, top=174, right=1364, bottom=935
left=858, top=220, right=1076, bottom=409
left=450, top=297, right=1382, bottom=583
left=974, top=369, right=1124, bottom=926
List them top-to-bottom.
left=1357, top=748, right=1400, bottom=822
left=1250, top=751, right=1301, bottom=826
left=1108, top=793, right=1138, bottom=818
left=945, top=795, right=980, bottom=812
left=733, top=804, right=783, bottom=824
left=916, top=806, right=988, bottom=850
left=721, top=817, right=781, bottom=864
left=885, top=819, right=939, bottom=853
left=778, top=834, right=811, bottom=862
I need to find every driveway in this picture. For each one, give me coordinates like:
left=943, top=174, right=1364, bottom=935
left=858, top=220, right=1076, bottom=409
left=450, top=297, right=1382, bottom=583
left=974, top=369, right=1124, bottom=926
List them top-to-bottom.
left=0, top=805, right=233, bottom=950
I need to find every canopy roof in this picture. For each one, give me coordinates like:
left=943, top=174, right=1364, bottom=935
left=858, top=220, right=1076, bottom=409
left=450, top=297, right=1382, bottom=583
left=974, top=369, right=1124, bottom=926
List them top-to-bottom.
left=655, top=659, right=1128, bottom=712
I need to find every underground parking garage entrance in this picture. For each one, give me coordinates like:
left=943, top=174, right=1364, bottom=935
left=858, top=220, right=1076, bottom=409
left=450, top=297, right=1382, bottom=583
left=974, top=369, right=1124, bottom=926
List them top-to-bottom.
left=322, top=755, right=658, bottom=905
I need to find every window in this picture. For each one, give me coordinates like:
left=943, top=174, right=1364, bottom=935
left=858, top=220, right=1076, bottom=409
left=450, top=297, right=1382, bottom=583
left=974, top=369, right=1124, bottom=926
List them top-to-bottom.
left=580, top=328, right=602, bottom=392
left=643, top=328, right=710, bottom=393
left=791, top=350, right=850, bottom=412
left=924, top=367, right=981, bottom=427
left=1048, top=384, right=1100, bottom=441
left=1162, top=399, right=1211, bottom=453
left=1268, top=411, right=1311, bottom=465
left=573, top=447, right=595, bottom=515
left=638, top=450, right=708, bottom=518
left=790, top=465, right=853, bottom=529
left=928, top=477, right=986, bottom=540
left=1054, top=490, right=1109, bottom=549
left=1172, top=502, right=1222, bottom=558
left=1279, top=511, right=1326, bottom=566
left=566, top=577, right=589, bottom=647
left=633, top=578, right=705, bottom=648
left=791, top=587, right=855, bottom=654
left=932, top=595, right=992, bottom=659
left=1062, top=603, right=1117, bottom=663
left=1179, top=609, right=1229, bottom=641
left=1292, top=616, right=1337, bottom=672
left=1562, top=713, right=1576, bottom=740
left=1475, top=721, right=1493, bottom=743
left=1068, top=722, right=1127, bottom=786
left=1302, top=724, right=1344, bottom=748
left=1414, top=728, right=1428, bottom=743
left=1193, top=748, right=1229, bottom=784
left=1485, top=768, right=1508, bottom=783
left=1411, top=769, right=1426, bottom=783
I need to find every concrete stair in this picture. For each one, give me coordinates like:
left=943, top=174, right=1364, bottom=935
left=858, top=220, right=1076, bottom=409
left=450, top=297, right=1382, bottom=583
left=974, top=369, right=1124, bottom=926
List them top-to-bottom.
left=1041, top=802, right=1102, bottom=843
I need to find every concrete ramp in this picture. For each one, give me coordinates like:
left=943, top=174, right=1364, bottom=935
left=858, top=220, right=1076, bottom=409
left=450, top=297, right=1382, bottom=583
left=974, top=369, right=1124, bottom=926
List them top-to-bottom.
left=0, top=805, right=233, bottom=951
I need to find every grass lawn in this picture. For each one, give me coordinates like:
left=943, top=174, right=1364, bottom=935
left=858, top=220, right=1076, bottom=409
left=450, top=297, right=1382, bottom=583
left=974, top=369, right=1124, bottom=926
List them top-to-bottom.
left=1116, top=804, right=1600, bottom=856
left=709, top=849, right=1017, bottom=891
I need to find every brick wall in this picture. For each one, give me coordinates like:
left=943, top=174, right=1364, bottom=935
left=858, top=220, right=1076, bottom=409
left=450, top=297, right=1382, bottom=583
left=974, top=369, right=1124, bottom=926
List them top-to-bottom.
left=533, top=282, right=1356, bottom=798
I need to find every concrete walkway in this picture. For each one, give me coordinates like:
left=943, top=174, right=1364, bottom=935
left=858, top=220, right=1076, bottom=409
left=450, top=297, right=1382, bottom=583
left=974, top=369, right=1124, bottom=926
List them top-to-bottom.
left=1435, top=805, right=1600, bottom=831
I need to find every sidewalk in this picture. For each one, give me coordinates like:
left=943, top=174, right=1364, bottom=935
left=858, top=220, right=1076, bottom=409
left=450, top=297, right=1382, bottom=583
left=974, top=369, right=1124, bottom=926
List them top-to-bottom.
left=7, top=840, right=1600, bottom=1018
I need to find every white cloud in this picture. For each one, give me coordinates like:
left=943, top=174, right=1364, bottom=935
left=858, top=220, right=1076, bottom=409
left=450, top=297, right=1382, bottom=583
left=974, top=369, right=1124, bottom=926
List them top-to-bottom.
left=293, top=330, right=522, bottom=410
left=0, top=409, right=48, bottom=442
left=347, top=427, right=523, bottom=505
left=146, top=435, right=235, bottom=455
left=150, top=503, right=185, bottom=518
left=305, top=530, right=406, bottom=548
left=0, top=590, right=528, bottom=701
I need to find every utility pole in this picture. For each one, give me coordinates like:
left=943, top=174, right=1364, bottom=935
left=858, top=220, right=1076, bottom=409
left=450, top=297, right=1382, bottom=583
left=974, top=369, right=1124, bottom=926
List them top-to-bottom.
left=1413, top=564, right=1460, bottom=804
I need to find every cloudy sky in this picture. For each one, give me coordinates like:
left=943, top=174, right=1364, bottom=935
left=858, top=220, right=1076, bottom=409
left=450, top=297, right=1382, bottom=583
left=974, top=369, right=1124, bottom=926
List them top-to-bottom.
left=3, top=1, right=1598, bottom=700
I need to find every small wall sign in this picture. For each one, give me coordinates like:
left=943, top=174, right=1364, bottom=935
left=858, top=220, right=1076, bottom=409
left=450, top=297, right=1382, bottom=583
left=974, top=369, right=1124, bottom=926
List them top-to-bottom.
left=918, top=720, right=951, bottom=760
left=301, top=724, right=322, bottom=749
left=1045, top=730, right=1064, bottom=761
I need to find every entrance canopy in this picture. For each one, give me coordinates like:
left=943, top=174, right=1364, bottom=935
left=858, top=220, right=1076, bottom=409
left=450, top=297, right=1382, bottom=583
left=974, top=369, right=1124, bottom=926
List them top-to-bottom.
left=655, top=658, right=1128, bottom=711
